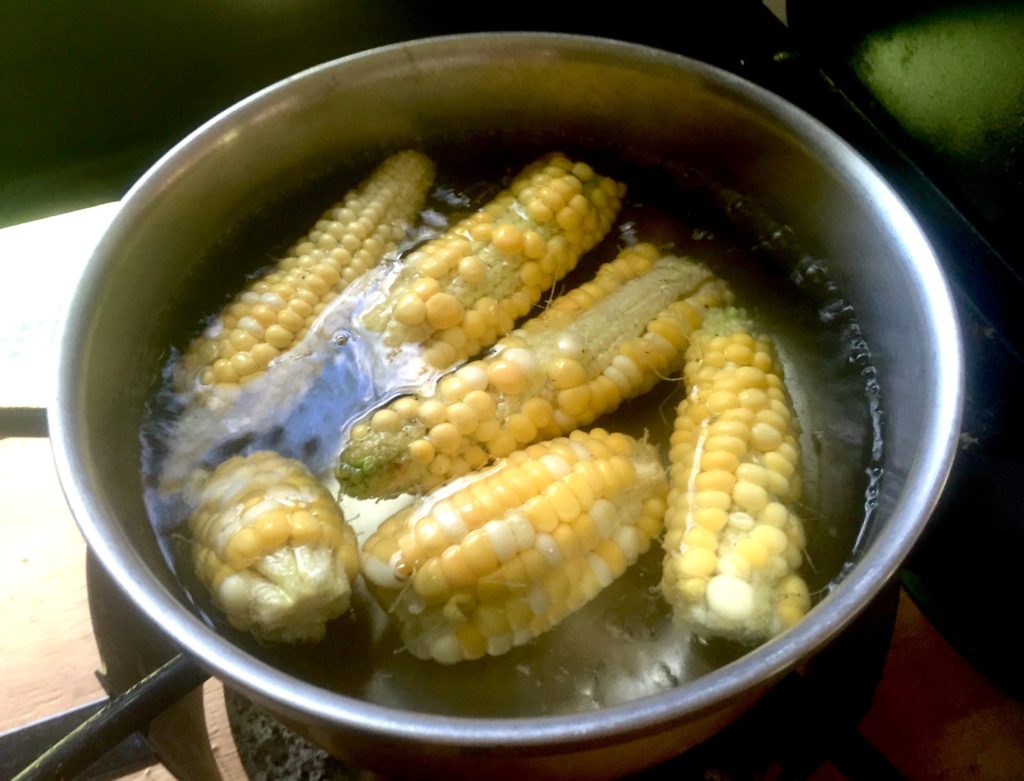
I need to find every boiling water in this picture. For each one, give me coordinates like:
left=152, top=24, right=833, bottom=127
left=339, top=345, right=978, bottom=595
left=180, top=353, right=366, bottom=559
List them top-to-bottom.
left=139, top=144, right=882, bottom=717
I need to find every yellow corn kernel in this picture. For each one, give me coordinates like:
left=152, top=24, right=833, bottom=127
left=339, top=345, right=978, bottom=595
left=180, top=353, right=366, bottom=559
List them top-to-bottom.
left=177, top=150, right=435, bottom=394
left=361, top=153, right=625, bottom=369
left=337, top=248, right=730, bottom=499
left=661, top=307, right=811, bottom=642
left=360, top=430, right=667, bottom=663
left=187, top=451, right=359, bottom=643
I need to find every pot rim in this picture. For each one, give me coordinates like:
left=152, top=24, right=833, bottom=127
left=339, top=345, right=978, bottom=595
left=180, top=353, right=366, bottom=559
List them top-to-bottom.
left=49, top=31, right=963, bottom=752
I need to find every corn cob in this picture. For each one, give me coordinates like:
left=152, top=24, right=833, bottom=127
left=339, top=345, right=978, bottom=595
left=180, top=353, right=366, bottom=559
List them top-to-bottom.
left=176, top=149, right=435, bottom=395
left=360, top=153, right=625, bottom=370
left=338, top=244, right=731, bottom=499
left=661, top=307, right=811, bottom=641
left=361, top=429, right=668, bottom=664
left=188, top=451, right=360, bottom=643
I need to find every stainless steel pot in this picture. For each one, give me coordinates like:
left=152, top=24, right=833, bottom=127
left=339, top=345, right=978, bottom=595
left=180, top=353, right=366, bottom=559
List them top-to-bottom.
left=50, top=33, right=962, bottom=779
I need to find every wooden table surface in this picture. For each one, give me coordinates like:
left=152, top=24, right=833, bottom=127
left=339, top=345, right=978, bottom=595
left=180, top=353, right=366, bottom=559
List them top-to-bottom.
left=2, top=205, right=1022, bottom=780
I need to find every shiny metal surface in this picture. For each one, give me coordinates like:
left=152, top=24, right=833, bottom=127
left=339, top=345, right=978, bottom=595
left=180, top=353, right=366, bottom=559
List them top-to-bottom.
left=49, top=33, right=962, bottom=778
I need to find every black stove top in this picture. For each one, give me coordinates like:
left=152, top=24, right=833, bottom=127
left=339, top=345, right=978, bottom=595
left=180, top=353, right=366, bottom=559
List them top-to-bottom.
left=763, top=2, right=1024, bottom=699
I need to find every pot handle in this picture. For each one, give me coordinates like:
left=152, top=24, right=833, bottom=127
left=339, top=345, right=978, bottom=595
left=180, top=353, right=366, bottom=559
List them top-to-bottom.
left=9, top=654, right=208, bottom=781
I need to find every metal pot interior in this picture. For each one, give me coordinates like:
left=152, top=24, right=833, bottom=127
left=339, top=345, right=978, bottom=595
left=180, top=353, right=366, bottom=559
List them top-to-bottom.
left=51, top=32, right=961, bottom=765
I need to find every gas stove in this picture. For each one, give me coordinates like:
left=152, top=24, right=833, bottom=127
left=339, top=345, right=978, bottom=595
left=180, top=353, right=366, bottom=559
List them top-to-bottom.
left=2, top=2, right=1023, bottom=778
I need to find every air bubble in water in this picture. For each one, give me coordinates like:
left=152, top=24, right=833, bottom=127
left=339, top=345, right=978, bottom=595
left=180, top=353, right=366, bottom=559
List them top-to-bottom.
left=432, top=185, right=472, bottom=208
left=726, top=196, right=751, bottom=216
left=420, top=208, right=449, bottom=228
left=618, top=220, right=639, bottom=245
left=792, top=256, right=829, bottom=286
left=820, top=299, right=856, bottom=325
left=650, top=662, right=679, bottom=690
